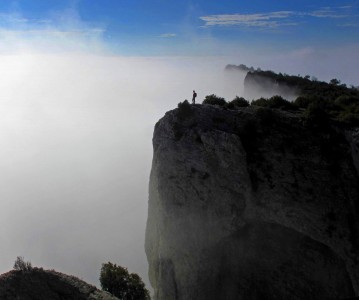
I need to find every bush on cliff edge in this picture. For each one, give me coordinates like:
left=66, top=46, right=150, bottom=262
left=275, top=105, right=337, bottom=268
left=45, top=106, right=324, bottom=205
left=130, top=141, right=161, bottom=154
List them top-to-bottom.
left=202, top=94, right=226, bottom=106
left=177, top=100, right=193, bottom=120
left=100, top=262, right=150, bottom=300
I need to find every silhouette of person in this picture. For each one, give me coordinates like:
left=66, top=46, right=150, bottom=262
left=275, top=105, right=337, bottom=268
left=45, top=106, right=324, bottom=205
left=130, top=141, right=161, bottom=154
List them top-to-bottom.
left=192, top=90, right=197, bottom=104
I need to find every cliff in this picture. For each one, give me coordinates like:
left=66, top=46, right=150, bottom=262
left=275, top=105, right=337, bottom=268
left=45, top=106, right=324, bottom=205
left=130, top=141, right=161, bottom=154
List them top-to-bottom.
left=243, top=71, right=300, bottom=100
left=145, top=103, right=359, bottom=300
left=0, top=268, right=118, bottom=300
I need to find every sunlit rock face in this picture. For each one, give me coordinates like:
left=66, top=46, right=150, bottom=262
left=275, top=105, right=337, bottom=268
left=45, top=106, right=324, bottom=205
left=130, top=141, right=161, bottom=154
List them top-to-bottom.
left=145, top=104, right=359, bottom=300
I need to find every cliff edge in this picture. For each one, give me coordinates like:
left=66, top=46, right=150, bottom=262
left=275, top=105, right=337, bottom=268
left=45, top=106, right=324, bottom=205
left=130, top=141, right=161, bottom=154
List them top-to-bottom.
left=145, top=103, right=359, bottom=300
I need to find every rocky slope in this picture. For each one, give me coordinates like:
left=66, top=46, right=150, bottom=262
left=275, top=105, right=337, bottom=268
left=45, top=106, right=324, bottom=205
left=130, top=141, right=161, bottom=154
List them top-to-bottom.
left=145, top=103, right=359, bottom=300
left=0, top=268, right=118, bottom=300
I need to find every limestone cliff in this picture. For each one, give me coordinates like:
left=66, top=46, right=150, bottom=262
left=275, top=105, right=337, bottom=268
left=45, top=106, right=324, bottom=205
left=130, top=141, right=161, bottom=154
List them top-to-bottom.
left=243, top=70, right=299, bottom=100
left=145, top=103, right=359, bottom=300
left=0, top=268, right=118, bottom=300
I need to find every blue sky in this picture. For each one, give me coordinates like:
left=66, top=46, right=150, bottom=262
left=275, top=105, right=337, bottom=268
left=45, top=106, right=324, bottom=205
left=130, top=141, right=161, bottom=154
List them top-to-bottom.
left=0, top=0, right=358, bottom=56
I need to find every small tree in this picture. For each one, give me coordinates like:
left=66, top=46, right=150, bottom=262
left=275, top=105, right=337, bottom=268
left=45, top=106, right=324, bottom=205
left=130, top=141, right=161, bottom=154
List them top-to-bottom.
left=330, top=78, right=341, bottom=86
left=202, top=94, right=226, bottom=106
left=227, top=96, right=249, bottom=109
left=251, top=97, right=268, bottom=107
left=177, top=100, right=193, bottom=120
left=13, top=256, right=32, bottom=272
left=100, top=262, right=150, bottom=300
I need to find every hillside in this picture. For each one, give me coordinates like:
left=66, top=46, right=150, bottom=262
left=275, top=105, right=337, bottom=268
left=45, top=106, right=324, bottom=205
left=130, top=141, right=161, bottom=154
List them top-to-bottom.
left=0, top=268, right=118, bottom=300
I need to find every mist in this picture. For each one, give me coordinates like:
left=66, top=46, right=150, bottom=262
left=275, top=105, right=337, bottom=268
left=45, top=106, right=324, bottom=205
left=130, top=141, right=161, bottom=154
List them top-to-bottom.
left=0, top=53, right=246, bottom=287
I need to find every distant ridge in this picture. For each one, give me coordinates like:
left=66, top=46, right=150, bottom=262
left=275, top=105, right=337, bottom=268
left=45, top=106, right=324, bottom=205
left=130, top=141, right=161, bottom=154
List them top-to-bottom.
left=226, top=64, right=359, bottom=127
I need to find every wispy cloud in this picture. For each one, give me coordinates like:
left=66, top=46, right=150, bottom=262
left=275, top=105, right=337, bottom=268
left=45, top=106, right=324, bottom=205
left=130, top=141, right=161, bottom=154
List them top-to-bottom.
left=338, top=5, right=352, bottom=10
left=200, top=6, right=353, bottom=29
left=306, top=7, right=347, bottom=18
left=0, top=9, right=107, bottom=53
left=200, top=11, right=294, bottom=28
left=0, top=12, right=28, bottom=25
left=338, top=22, right=359, bottom=27
left=0, top=28, right=104, bottom=37
left=158, top=33, right=177, bottom=38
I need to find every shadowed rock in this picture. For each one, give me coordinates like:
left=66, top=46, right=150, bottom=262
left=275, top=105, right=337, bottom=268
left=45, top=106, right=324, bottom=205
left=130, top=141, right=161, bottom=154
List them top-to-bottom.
left=146, top=104, right=359, bottom=300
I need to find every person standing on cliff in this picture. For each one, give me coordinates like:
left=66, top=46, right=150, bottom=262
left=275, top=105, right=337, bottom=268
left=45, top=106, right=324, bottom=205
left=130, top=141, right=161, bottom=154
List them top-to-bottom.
left=192, top=90, right=197, bottom=104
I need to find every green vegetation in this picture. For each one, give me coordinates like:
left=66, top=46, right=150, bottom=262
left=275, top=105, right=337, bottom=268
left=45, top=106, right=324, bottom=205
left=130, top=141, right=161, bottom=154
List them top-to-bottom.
left=201, top=65, right=359, bottom=127
left=202, top=94, right=226, bottom=106
left=252, top=95, right=297, bottom=110
left=227, top=96, right=249, bottom=108
left=177, top=100, right=193, bottom=120
left=13, top=256, right=32, bottom=272
left=100, top=262, right=150, bottom=300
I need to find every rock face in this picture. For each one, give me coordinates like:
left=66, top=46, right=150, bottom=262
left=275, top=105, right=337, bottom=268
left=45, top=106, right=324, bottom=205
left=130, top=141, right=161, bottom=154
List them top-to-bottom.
left=243, top=72, right=299, bottom=101
left=145, top=104, right=359, bottom=300
left=0, top=268, right=118, bottom=300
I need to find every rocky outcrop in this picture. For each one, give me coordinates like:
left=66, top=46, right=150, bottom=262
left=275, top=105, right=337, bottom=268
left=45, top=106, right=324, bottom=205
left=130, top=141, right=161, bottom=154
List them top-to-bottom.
left=243, top=72, right=299, bottom=100
left=145, top=104, right=359, bottom=300
left=0, top=268, right=118, bottom=300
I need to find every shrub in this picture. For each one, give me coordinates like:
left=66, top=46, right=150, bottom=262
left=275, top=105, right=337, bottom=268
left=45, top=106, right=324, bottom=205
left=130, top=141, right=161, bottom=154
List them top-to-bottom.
left=202, top=94, right=226, bottom=106
left=251, top=95, right=296, bottom=110
left=268, top=95, right=297, bottom=110
left=334, top=95, right=359, bottom=106
left=227, top=96, right=249, bottom=109
left=294, top=96, right=314, bottom=108
left=251, top=97, right=268, bottom=107
left=177, top=100, right=193, bottom=120
left=302, top=101, right=330, bottom=128
left=337, top=112, right=359, bottom=126
left=13, top=256, right=32, bottom=272
left=100, top=262, right=150, bottom=300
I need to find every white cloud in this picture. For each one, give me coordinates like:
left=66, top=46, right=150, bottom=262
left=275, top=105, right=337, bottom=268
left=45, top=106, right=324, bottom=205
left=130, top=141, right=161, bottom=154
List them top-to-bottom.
left=200, top=6, right=353, bottom=28
left=306, top=7, right=347, bottom=18
left=0, top=10, right=107, bottom=54
left=200, top=11, right=294, bottom=28
left=0, top=12, right=28, bottom=25
left=338, top=22, right=359, bottom=27
left=158, top=33, right=177, bottom=38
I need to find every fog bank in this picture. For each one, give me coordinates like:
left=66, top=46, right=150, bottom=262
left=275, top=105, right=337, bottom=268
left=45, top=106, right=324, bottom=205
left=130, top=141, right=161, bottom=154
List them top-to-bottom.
left=1, top=46, right=358, bottom=289
left=0, top=54, right=246, bottom=287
